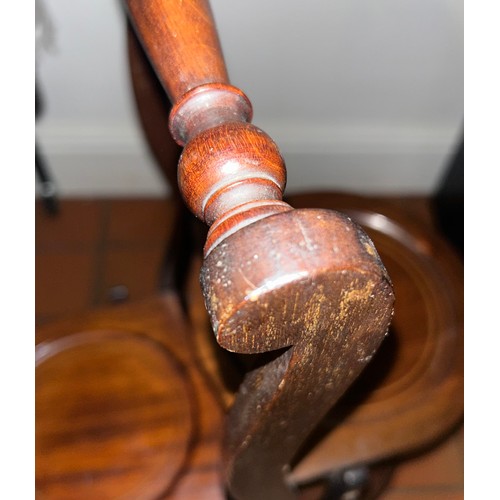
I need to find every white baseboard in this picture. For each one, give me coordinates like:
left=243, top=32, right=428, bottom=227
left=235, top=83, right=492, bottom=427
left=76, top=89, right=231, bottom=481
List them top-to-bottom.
left=36, top=120, right=461, bottom=198
left=36, top=122, right=170, bottom=198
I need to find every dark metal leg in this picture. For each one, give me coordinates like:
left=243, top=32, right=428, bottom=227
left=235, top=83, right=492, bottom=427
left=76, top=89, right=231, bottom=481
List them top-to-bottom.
left=433, top=133, right=464, bottom=254
left=36, top=143, right=59, bottom=215
left=319, top=463, right=394, bottom=500
left=320, top=466, right=370, bottom=500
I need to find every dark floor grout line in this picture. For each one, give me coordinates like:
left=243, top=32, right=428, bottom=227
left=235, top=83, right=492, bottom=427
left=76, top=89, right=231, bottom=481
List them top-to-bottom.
left=90, top=200, right=112, bottom=308
left=36, top=241, right=166, bottom=255
left=36, top=243, right=100, bottom=254
left=35, top=309, right=86, bottom=327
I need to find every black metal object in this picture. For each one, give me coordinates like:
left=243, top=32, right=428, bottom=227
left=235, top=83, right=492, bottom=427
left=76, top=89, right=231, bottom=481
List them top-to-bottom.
left=36, top=83, right=60, bottom=215
left=433, top=134, right=464, bottom=254
left=36, top=142, right=59, bottom=216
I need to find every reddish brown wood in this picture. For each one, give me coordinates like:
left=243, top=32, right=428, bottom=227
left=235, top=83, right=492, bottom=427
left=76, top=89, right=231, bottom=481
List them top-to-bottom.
left=125, top=0, right=228, bottom=104
left=126, top=0, right=290, bottom=256
left=33, top=1, right=463, bottom=498
left=124, top=2, right=396, bottom=498
left=127, top=23, right=181, bottom=192
left=127, top=24, right=207, bottom=294
left=170, top=83, right=253, bottom=145
left=177, top=121, right=292, bottom=254
left=178, top=122, right=286, bottom=222
left=284, top=193, right=464, bottom=483
left=188, top=194, right=463, bottom=489
left=35, top=195, right=464, bottom=499
left=202, top=209, right=394, bottom=499
left=36, top=294, right=226, bottom=500
left=36, top=329, right=193, bottom=499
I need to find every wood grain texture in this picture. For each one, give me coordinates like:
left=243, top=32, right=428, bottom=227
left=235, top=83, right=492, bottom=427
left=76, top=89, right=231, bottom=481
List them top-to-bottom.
left=125, top=0, right=228, bottom=103
left=126, top=0, right=290, bottom=257
left=122, top=2, right=460, bottom=498
left=124, top=2, right=396, bottom=497
left=127, top=23, right=182, bottom=193
left=177, top=121, right=293, bottom=255
left=178, top=122, right=286, bottom=224
left=285, top=193, right=464, bottom=484
left=189, top=194, right=463, bottom=492
left=35, top=195, right=463, bottom=499
left=202, top=208, right=394, bottom=499
left=36, top=294, right=226, bottom=500
left=36, top=330, right=193, bottom=500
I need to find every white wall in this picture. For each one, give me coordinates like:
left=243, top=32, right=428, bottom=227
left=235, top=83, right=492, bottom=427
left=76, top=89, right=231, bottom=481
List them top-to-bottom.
left=35, top=0, right=463, bottom=197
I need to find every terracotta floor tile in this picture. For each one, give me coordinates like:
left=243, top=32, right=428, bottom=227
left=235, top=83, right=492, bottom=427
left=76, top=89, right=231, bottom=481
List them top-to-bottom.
left=106, top=198, right=176, bottom=246
left=36, top=199, right=104, bottom=249
left=98, top=245, right=166, bottom=304
left=36, top=250, right=97, bottom=318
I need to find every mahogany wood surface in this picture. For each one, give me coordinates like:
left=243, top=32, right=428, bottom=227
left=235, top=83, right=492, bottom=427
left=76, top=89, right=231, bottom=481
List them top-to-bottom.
left=125, top=0, right=228, bottom=104
left=125, top=1, right=396, bottom=497
left=35, top=2, right=462, bottom=499
left=127, top=23, right=181, bottom=194
left=127, top=24, right=203, bottom=294
left=185, top=193, right=463, bottom=487
left=35, top=194, right=464, bottom=500
left=259, top=194, right=463, bottom=483
left=206, top=209, right=393, bottom=499
left=36, top=294, right=226, bottom=500
left=36, top=329, right=193, bottom=499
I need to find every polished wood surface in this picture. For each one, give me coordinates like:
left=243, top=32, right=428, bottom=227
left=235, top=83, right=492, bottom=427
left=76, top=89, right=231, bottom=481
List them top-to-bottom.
left=125, top=0, right=228, bottom=104
left=36, top=1, right=462, bottom=498
left=124, top=2, right=395, bottom=497
left=127, top=24, right=181, bottom=193
left=178, top=121, right=290, bottom=255
left=187, top=193, right=463, bottom=488
left=36, top=194, right=463, bottom=499
left=279, top=194, right=463, bottom=482
left=207, top=209, right=393, bottom=499
left=36, top=294, right=226, bottom=500
left=36, top=330, right=193, bottom=499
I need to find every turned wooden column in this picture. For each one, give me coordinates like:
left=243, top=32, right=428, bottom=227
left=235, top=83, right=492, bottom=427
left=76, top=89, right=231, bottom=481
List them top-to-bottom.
left=126, top=0, right=291, bottom=257
left=125, top=1, right=395, bottom=499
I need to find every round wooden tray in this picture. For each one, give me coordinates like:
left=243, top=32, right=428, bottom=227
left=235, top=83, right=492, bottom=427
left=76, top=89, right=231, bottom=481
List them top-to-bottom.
left=35, top=193, right=463, bottom=497
left=284, top=193, right=463, bottom=482
left=36, top=329, right=194, bottom=499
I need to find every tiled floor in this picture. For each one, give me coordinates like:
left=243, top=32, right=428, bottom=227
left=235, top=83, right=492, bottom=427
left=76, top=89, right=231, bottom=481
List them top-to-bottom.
left=35, top=197, right=464, bottom=499
left=35, top=198, right=176, bottom=324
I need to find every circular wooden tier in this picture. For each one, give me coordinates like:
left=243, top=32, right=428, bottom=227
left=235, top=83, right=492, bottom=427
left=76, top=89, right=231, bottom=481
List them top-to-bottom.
left=184, top=192, right=463, bottom=488
left=36, top=193, right=463, bottom=498
left=284, top=193, right=463, bottom=483
left=36, top=330, right=194, bottom=499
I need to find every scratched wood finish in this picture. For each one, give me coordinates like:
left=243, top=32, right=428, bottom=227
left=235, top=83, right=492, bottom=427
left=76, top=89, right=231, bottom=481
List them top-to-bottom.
left=40, top=0, right=460, bottom=498
left=34, top=1, right=463, bottom=498
left=124, top=1, right=395, bottom=498
left=192, top=193, right=464, bottom=486
left=275, top=194, right=464, bottom=483
left=35, top=195, right=463, bottom=500
left=203, top=210, right=394, bottom=499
